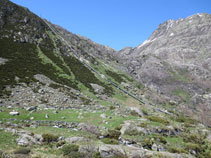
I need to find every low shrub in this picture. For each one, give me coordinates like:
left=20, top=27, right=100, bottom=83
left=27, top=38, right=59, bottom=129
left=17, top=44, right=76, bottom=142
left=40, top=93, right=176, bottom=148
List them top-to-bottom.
left=109, top=106, right=115, bottom=110
left=142, top=109, right=148, bottom=116
left=130, top=110, right=140, bottom=117
left=175, top=114, right=195, bottom=124
left=146, top=116, right=169, bottom=125
left=139, top=122, right=147, bottom=128
left=115, top=125, right=122, bottom=131
left=107, top=129, right=121, bottom=140
left=124, top=129, right=144, bottom=136
left=42, top=133, right=58, bottom=143
left=183, top=133, right=206, bottom=144
left=154, top=135, right=167, bottom=144
left=101, top=138, right=119, bottom=145
left=141, top=138, right=154, bottom=149
left=56, top=140, right=66, bottom=148
left=185, top=143, right=202, bottom=153
left=61, top=144, right=79, bottom=156
left=167, top=146, right=188, bottom=154
left=14, top=148, right=31, bottom=154
left=67, top=152, right=84, bottom=158
left=93, top=152, right=102, bottom=158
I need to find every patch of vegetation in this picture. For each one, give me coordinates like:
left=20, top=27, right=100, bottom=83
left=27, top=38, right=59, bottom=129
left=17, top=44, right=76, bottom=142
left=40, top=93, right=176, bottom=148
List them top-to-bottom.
left=0, top=38, right=78, bottom=96
left=63, top=55, right=114, bottom=96
left=169, top=69, right=190, bottom=83
left=105, top=70, right=124, bottom=83
left=172, top=88, right=190, bottom=103
left=80, top=97, right=92, bottom=105
left=142, top=109, right=149, bottom=116
left=174, top=114, right=195, bottom=124
left=146, top=116, right=169, bottom=125
left=139, top=122, right=147, bottom=128
left=107, top=129, right=121, bottom=139
left=124, top=129, right=145, bottom=136
left=0, top=130, right=17, bottom=150
left=42, top=133, right=58, bottom=143
left=141, top=137, right=154, bottom=150
left=101, top=138, right=119, bottom=145
left=185, top=143, right=202, bottom=154
left=61, top=144, right=79, bottom=156
left=167, top=146, right=188, bottom=154
left=14, top=148, right=31, bottom=155
left=93, top=152, right=102, bottom=158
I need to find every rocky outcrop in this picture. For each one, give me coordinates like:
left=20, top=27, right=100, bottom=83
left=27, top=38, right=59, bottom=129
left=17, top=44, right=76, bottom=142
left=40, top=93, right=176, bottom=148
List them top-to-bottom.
left=115, top=13, right=211, bottom=126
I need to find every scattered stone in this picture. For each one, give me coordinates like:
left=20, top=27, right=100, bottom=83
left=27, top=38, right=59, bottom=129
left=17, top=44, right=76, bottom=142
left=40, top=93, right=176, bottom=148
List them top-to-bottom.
left=90, top=83, right=104, bottom=94
left=26, top=106, right=37, bottom=112
left=130, top=107, right=143, bottom=117
left=9, top=111, right=19, bottom=116
left=100, top=113, right=107, bottom=119
left=45, top=114, right=49, bottom=119
left=30, top=117, right=34, bottom=120
left=79, top=123, right=100, bottom=135
left=16, top=134, right=41, bottom=146
left=99, top=144, right=126, bottom=158
left=151, top=144, right=158, bottom=151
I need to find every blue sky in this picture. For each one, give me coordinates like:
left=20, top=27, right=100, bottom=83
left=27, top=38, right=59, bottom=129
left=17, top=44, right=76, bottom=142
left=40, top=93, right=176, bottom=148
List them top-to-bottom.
left=11, top=0, right=211, bottom=50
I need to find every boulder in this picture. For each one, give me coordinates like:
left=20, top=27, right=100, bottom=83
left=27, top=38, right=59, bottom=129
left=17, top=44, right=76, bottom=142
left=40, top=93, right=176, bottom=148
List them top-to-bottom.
left=90, top=83, right=105, bottom=94
left=26, top=106, right=37, bottom=111
left=129, top=107, right=143, bottom=117
left=9, top=111, right=19, bottom=116
left=100, top=113, right=107, bottom=119
left=79, top=123, right=100, bottom=135
left=16, top=134, right=42, bottom=146
left=99, top=144, right=126, bottom=158
left=151, top=144, right=158, bottom=151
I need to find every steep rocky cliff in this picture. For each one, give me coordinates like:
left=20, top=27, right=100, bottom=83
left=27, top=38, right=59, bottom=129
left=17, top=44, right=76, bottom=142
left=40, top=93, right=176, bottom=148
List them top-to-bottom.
left=116, top=13, right=211, bottom=126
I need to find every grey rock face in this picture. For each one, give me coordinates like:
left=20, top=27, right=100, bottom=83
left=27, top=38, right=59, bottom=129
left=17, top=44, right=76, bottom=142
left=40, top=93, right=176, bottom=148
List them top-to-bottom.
left=115, top=13, right=211, bottom=126
left=0, top=57, right=8, bottom=65
left=16, top=133, right=42, bottom=146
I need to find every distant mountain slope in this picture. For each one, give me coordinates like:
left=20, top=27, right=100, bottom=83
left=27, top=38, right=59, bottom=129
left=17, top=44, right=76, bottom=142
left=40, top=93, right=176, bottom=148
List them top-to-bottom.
left=0, top=0, right=143, bottom=109
left=115, top=13, right=211, bottom=126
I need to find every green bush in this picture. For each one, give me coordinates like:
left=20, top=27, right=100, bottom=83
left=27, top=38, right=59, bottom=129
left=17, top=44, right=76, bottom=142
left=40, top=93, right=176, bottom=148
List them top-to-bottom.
left=109, top=106, right=115, bottom=110
left=142, top=109, right=148, bottom=116
left=130, top=110, right=140, bottom=117
left=175, top=114, right=195, bottom=124
left=146, top=116, right=169, bottom=125
left=139, top=122, right=147, bottom=128
left=115, top=125, right=122, bottom=131
left=107, top=129, right=121, bottom=140
left=124, top=129, right=144, bottom=136
left=42, top=133, right=58, bottom=143
left=183, top=133, right=205, bottom=144
left=154, top=135, right=167, bottom=144
left=101, top=138, right=119, bottom=145
left=141, top=138, right=154, bottom=149
left=56, top=140, right=66, bottom=148
left=185, top=143, right=202, bottom=153
left=61, top=144, right=79, bottom=156
left=167, top=146, right=188, bottom=154
left=14, top=148, right=31, bottom=154
left=67, top=152, right=84, bottom=158
left=94, top=152, right=102, bottom=158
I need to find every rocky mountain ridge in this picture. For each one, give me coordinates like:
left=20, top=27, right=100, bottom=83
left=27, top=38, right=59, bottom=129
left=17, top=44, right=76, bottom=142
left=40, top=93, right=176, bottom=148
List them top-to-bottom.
left=0, top=0, right=211, bottom=157
left=115, top=13, right=211, bottom=126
